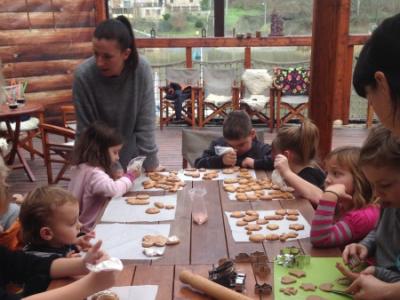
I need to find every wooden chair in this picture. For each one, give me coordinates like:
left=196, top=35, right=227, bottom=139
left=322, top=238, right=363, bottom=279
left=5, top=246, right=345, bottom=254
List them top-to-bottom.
left=272, top=67, right=311, bottom=128
left=159, top=68, right=200, bottom=129
left=198, top=68, right=239, bottom=127
left=239, top=69, right=274, bottom=132
left=61, top=104, right=76, bottom=131
left=40, top=123, right=75, bottom=184
left=182, top=128, right=265, bottom=168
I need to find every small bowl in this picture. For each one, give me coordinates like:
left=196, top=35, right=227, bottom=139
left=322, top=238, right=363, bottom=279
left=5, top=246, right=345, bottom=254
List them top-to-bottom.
left=17, top=98, right=25, bottom=106
left=8, top=103, right=18, bottom=109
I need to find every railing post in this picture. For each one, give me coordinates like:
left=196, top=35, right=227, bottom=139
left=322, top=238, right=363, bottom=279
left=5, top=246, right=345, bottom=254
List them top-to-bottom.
left=95, top=0, right=107, bottom=25
left=342, top=45, right=354, bottom=124
left=186, top=47, right=193, bottom=68
left=244, top=47, right=251, bottom=69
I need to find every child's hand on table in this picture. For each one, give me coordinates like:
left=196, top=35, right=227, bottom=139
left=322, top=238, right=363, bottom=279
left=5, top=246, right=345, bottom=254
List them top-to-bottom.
left=241, top=157, right=254, bottom=169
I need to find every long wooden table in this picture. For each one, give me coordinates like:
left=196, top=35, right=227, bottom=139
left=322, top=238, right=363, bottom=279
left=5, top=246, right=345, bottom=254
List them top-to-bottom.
left=50, top=171, right=341, bottom=299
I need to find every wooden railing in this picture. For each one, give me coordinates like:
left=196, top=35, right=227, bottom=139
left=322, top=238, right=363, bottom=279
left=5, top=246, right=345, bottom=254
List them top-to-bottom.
left=136, top=34, right=369, bottom=122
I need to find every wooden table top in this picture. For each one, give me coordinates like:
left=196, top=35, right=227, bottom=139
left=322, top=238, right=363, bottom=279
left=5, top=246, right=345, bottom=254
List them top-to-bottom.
left=0, top=102, right=43, bottom=119
left=50, top=170, right=341, bottom=299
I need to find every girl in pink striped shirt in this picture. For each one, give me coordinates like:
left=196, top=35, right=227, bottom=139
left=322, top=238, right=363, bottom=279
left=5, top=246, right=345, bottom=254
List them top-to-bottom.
left=68, top=122, right=137, bottom=233
left=311, top=146, right=380, bottom=248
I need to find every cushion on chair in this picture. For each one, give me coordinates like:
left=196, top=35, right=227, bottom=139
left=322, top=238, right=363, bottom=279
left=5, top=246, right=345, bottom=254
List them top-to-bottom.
left=273, top=67, right=310, bottom=96
left=241, top=69, right=272, bottom=95
left=204, top=93, right=232, bottom=106
left=241, top=95, right=269, bottom=111
left=280, top=95, right=308, bottom=105
left=0, top=117, right=39, bottom=132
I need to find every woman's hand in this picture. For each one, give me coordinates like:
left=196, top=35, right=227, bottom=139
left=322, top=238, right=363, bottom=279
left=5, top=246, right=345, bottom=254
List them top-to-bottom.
left=274, top=154, right=291, bottom=176
left=342, top=243, right=369, bottom=264
left=346, top=274, right=393, bottom=300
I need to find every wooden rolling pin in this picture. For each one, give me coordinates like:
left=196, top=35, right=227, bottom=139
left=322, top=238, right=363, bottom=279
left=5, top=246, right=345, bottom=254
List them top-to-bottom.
left=179, top=269, right=253, bottom=300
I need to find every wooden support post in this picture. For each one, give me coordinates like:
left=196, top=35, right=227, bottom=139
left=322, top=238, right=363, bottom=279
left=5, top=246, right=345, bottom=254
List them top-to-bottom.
left=95, top=0, right=107, bottom=25
left=214, top=0, right=224, bottom=37
left=310, top=0, right=350, bottom=159
left=342, top=45, right=354, bottom=124
left=186, top=47, right=192, bottom=68
left=244, top=47, right=251, bottom=69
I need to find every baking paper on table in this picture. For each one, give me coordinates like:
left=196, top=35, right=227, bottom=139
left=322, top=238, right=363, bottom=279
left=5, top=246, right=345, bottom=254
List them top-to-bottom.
left=177, top=168, right=256, bottom=181
left=101, top=195, right=177, bottom=223
left=224, top=210, right=311, bottom=242
left=94, top=223, right=170, bottom=260
left=89, top=285, right=158, bottom=300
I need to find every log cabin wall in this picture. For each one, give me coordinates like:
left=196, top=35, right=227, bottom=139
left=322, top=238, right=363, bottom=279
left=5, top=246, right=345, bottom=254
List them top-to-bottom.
left=0, top=0, right=102, bottom=122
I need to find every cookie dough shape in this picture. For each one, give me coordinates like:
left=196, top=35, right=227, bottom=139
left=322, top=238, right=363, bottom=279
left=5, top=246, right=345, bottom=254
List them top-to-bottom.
left=126, top=197, right=150, bottom=205
left=154, top=202, right=165, bottom=209
left=165, top=204, right=175, bottom=209
left=286, top=215, right=299, bottom=221
left=245, top=224, right=262, bottom=231
left=265, top=233, right=280, bottom=241
left=289, top=268, right=306, bottom=278
left=281, top=275, right=297, bottom=284
left=319, top=282, right=334, bottom=292
left=300, top=283, right=317, bottom=292
left=280, top=287, right=297, bottom=295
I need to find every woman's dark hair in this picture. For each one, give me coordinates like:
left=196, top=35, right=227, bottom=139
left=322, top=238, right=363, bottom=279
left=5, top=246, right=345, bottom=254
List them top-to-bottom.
left=353, top=13, right=400, bottom=120
left=94, top=15, right=139, bottom=70
left=72, top=121, right=124, bottom=175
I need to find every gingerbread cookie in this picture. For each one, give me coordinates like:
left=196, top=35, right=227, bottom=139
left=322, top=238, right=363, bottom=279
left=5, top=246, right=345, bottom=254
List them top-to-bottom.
left=198, top=168, right=206, bottom=172
left=222, top=168, right=235, bottom=174
left=224, top=178, right=238, bottom=184
left=142, top=180, right=156, bottom=189
left=224, top=185, right=237, bottom=193
left=236, top=193, right=248, bottom=201
left=247, top=193, right=258, bottom=201
left=137, top=194, right=150, bottom=200
left=259, top=194, right=273, bottom=201
left=126, top=197, right=150, bottom=205
left=154, top=202, right=165, bottom=209
left=165, top=204, right=175, bottom=209
left=145, top=207, right=160, bottom=214
left=275, top=209, right=287, bottom=216
left=287, top=209, right=299, bottom=215
left=245, top=210, right=259, bottom=217
left=230, top=211, right=245, bottom=218
left=243, top=215, right=258, bottom=222
left=264, top=215, right=284, bottom=221
left=286, top=215, right=299, bottom=221
left=256, top=218, right=268, bottom=225
left=236, top=220, right=248, bottom=226
left=267, top=223, right=279, bottom=230
left=289, top=223, right=305, bottom=231
left=245, top=224, right=262, bottom=231
left=279, top=232, right=299, bottom=242
left=265, top=233, right=280, bottom=241
left=249, top=234, right=265, bottom=243
left=142, top=235, right=168, bottom=247
left=166, top=235, right=180, bottom=245
left=289, top=268, right=306, bottom=278
left=281, top=275, right=297, bottom=284
left=300, top=283, right=317, bottom=292
left=280, top=287, right=297, bottom=295
left=92, top=290, right=119, bottom=300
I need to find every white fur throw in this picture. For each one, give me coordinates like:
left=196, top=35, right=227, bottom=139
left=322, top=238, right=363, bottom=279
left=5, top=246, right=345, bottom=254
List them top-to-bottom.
left=241, top=69, right=272, bottom=95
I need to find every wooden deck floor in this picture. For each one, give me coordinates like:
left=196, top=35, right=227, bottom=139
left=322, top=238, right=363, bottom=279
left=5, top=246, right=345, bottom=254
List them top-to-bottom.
left=7, top=126, right=369, bottom=195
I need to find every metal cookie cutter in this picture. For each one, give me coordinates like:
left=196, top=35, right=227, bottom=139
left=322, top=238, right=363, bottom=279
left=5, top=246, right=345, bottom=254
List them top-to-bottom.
left=208, top=259, right=246, bottom=292
left=254, top=283, right=272, bottom=295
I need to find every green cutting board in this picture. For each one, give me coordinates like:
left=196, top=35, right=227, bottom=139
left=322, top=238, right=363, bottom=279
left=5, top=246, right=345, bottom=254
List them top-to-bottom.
left=274, top=257, right=350, bottom=300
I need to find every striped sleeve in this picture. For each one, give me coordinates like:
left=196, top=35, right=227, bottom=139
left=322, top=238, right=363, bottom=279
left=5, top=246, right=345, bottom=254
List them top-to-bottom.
left=310, top=199, right=353, bottom=248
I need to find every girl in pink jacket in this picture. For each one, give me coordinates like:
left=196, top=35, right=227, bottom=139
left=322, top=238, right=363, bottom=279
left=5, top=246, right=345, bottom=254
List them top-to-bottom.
left=68, top=122, right=136, bottom=233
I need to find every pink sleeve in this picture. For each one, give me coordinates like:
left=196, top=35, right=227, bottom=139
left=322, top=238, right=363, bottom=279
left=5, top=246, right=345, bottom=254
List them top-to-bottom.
left=89, top=168, right=132, bottom=198
left=342, top=206, right=380, bottom=242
